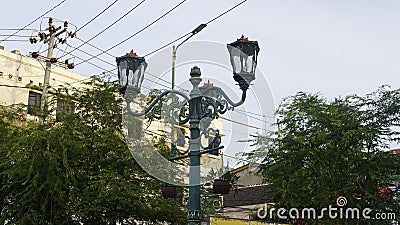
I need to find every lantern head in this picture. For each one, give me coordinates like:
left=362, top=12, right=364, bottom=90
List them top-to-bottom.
left=227, top=35, right=260, bottom=90
left=116, top=50, right=147, bottom=95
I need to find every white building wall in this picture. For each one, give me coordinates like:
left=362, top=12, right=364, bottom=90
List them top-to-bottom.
left=0, top=46, right=88, bottom=106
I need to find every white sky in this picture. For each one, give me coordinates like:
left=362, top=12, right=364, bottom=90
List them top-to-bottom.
left=1, top=0, right=400, bottom=166
left=1, top=0, right=399, bottom=104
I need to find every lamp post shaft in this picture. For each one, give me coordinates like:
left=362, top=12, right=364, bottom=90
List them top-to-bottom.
left=187, top=66, right=203, bottom=224
left=188, top=112, right=201, bottom=224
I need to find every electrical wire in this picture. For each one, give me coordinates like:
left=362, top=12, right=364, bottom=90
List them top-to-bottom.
left=0, top=0, right=68, bottom=43
left=61, top=0, right=146, bottom=59
left=63, top=0, right=251, bottom=95
left=70, top=0, right=248, bottom=69
left=75, top=0, right=187, bottom=66
left=76, top=0, right=120, bottom=32
left=143, top=0, right=248, bottom=57
left=205, top=0, right=248, bottom=25
left=0, top=28, right=37, bottom=31
left=143, top=32, right=191, bottom=57
left=0, top=34, right=32, bottom=38
left=75, top=36, right=115, bottom=58
left=0, top=40, right=29, bottom=42
left=63, top=42, right=184, bottom=90
left=65, top=42, right=116, bottom=67
left=65, top=51, right=113, bottom=72
left=235, top=108, right=276, bottom=119
left=232, top=109, right=272, bottom=123
left=220, top=116, right=260, bottom=129
left=221, top=128, right=252, bottom=137
left=221, top=153, right=254, bottom=164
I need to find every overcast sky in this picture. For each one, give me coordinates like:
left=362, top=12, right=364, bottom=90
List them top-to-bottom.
left=2, top=0, right=400, bottom=165
left=2, top=0, right=399, bottom=104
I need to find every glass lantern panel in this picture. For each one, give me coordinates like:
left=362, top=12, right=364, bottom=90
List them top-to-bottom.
left=228, top=46, right=243, bottom=74
left=230, top=47, right=256, bottom=74
left=243, top=54, right=256, bottom=74
left=118, top=60, right=128, bottom=87
left=128, top=63, right=146, bottom=89
left=137, top=64, right=145, bottom=88
left=127, top=68, right=135, bottom=87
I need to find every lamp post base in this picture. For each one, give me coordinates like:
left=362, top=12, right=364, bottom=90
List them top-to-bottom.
left=187, top=209, right=202, bottom=225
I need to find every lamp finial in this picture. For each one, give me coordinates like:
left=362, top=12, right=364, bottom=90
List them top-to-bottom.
left=239, top=35, right=248, bottom=41
left=129, top=50, right=137, bottom=56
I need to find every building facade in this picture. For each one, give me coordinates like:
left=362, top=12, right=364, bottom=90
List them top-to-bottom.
left=0, top=45, right=89, bottom=119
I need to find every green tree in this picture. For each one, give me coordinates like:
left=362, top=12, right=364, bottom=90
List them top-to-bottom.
left=0, top=81, right=186, bottom=224
left=248, top=87, right=400, bottom=225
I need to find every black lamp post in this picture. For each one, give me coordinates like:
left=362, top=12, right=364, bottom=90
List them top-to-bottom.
left=117, top=36, right=259, bottom=225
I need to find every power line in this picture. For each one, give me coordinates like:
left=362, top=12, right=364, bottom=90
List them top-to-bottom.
left=0, top=0, right=68, bottom=43
left=61, top=0, right=146, bottom=59
left=71, top=0, right=248, bottom=70
left=75, top=0, right=187, bottom=66
left=76, top=0, right=120, bottom=32
left=144, top=0, right=248, bottom=57
left=205, top=0, right=248, bottom=25
left=0, top=28, right=37, bottom=31
left=143, top=32, right=191, bottom=57
left=0, top=35, right=32, bottom=38
left=75, top=36, right=115, bottom=58
left=0, top=40, right=29, bottom=42
left=63, top=42, right=185, bottom=90
left=64, top=42, right=116, bottom=67
left=64, top=43, right=180, bottom=91
left=62, top=51, right=116, bottom=74
left=49, top=54, right=170, bottom=90
left=49, top=59, right=169, bottom=91
left=145, top=71, right=187, bottom=90
left=235, top=108, right=275, bottom=119
left=232, top=110, right=271, bottom=123
left=221, top=116, right=260, bottom=129
left=221, top=128, right=251, bottom=137
left=221, top=153, right=254, bottom=164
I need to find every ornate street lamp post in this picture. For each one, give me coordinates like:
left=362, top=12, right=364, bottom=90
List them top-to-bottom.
left=117, top=36, right=259, bottom=224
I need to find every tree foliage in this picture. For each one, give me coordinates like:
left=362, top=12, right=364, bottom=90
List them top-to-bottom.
left=0, top=81, right=185, bottom=224
left=249, top=87, right=400, bottom=224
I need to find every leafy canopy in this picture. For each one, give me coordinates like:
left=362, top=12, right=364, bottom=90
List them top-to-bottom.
left=0, top=80, right=186, bottom=225
left=248, top=87, right=400, bottom=224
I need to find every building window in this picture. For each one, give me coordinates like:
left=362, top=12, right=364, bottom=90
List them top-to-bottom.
left=28, top=91, right=42, bottom=115
left=56, top=99, right=75, bottom=120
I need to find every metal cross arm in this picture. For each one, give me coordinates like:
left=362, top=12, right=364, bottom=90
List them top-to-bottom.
left=200, top=86, right=247, bottom=108
left=125, top=89, right=189, bottom=117
left=169, top=146, right=225, bottom=161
